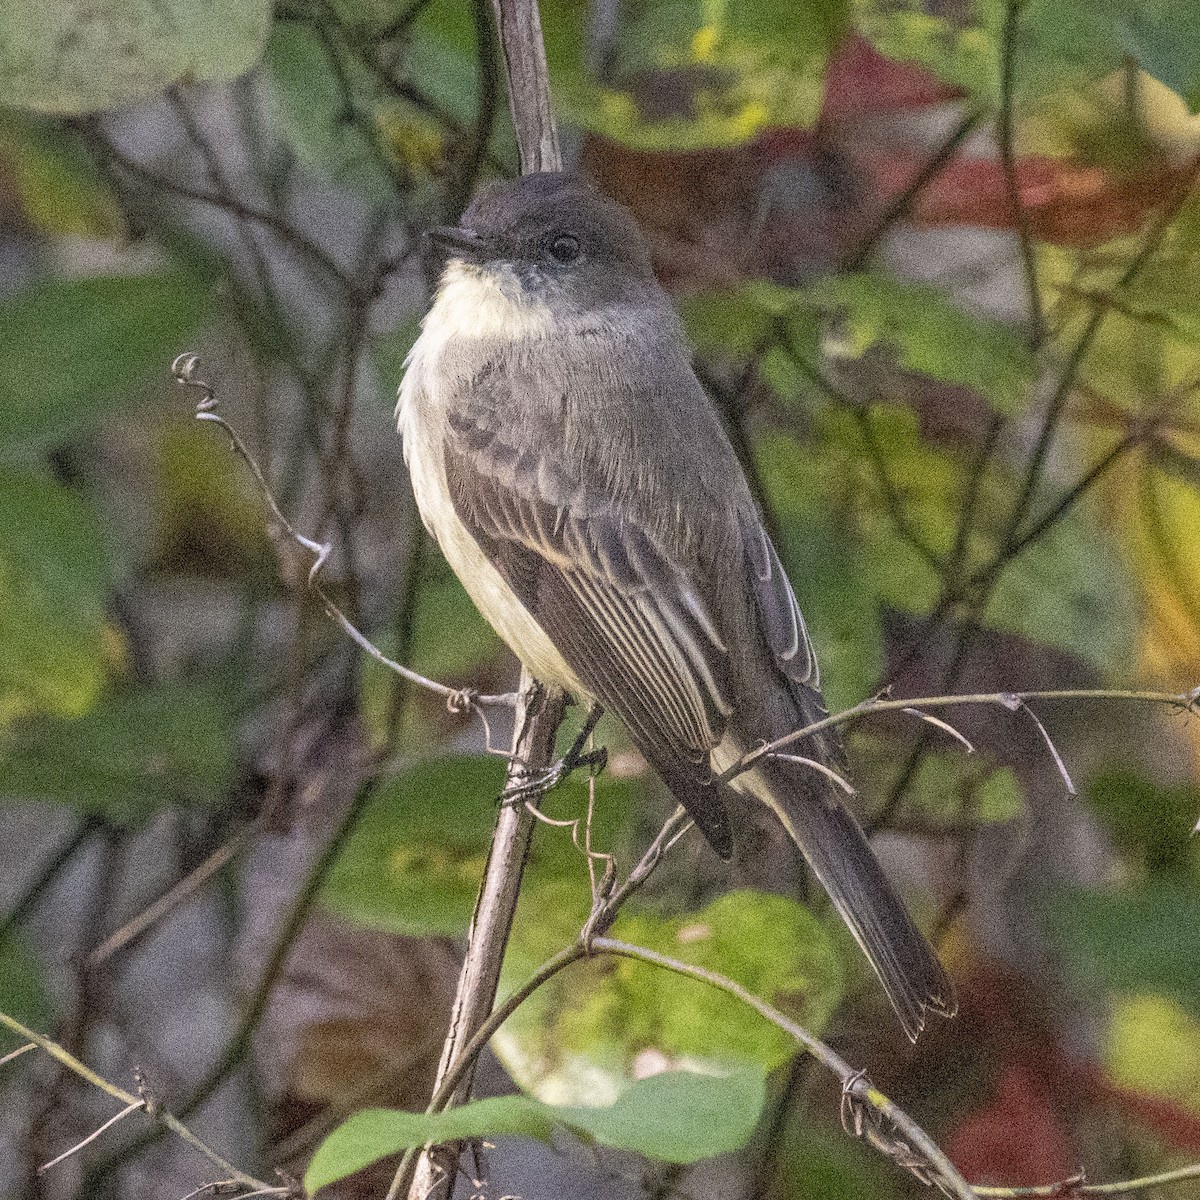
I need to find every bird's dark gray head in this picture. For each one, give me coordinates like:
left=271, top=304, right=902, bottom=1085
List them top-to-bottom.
left=429, top=172, right=660, bottom=318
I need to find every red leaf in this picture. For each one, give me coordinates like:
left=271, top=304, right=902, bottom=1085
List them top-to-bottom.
left=820, top=35, right=966, bottom=125
left=946, top=1062, right=1078, bottom=1186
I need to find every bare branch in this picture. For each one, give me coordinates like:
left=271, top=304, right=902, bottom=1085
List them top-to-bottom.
left=489, top=0, right=561, bottom=173
left=998, top=0, right=1045, bottom=346
left=171, top=353, right=516, bottom=718
left=398, top=678, right=567, bottom=1200
left=724, top=686, right=1199, bottom=786
left=999, top=695, right=1076, bottom=795
left=901, top=707, right=977, bottom=755
left=769, top=752, right=857, bottom=795
left=582, top=805, right=694, bottom=943
left=86, top=823, right=253, bottom=968
left=386, top=927, right=974, bottom=1200
left=589, top=937, right=976, bottom=1198
left=0, top=1011, right=278, bottom=1193
left=0, top=1042, right=36, bottom=1068
left=38, top=1100, right=145, bottom=1175
left=974, top=1162, right=1200, bottom=1197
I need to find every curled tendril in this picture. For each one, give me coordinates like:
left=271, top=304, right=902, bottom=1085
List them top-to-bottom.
left=171, top=351, right=216, bottom=411
left=839, top=1068, right=871, bottom=1137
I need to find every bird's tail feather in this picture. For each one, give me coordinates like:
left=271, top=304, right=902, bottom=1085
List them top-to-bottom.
left=751, top=756, right=957, bottom=1042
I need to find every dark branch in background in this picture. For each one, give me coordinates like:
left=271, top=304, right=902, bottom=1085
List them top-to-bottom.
left=445, top=0, right=503, bottom=217
left=998, top=0, right=1046, bottom=347
left=311, top=12, right=409, bottom=195
left=166, top=87, right=299, bottom=359
left=843, top=107, right=984, bottom=271
left=77, top=121, right=352, bottom=292
left=1002, top=158, right=1200, bottom=548
left=83, top=769, right=379, bottom=1181
left=0, top=818, right=98, bottom=945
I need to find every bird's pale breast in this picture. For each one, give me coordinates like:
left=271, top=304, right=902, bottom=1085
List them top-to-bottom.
left=396, top=264, right=588, bottom=696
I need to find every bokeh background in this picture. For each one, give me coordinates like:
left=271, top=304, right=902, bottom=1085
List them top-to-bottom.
left=3, top=1, right=1200, bottom=1197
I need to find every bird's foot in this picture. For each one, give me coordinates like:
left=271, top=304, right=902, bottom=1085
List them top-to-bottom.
left=500, top=704, right=606, bottom=807
left=500, top=743, right=608, bottom=807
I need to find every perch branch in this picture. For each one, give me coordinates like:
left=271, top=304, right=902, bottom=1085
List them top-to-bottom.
left=398, top=679, right=567, bottom=1200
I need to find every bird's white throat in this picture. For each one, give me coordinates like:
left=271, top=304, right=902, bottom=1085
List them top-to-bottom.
left=422, top=258, right=555, bottom=346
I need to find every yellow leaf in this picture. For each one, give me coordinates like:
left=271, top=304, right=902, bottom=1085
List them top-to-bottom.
left=1107, top=994, right=1200, bottom=1112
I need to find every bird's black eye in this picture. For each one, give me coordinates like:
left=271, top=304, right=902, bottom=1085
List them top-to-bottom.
left=550, top=234, right=581, bottom=264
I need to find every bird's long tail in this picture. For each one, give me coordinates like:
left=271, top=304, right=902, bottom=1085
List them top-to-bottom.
left=746, top=755, right=957, bottom=1041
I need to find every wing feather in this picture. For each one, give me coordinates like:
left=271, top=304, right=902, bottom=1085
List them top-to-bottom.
left=443, top=418, right=735, bottom=853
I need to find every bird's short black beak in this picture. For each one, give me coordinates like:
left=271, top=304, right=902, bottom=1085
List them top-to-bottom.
left=428, top=225, right=494, bottom=260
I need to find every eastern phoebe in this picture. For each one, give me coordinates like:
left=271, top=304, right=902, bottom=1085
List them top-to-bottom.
left=397, top=171, right=956, bottom=1040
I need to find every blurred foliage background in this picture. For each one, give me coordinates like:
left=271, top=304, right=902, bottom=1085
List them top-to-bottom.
left=3, top=0, right=1200, bottom=1197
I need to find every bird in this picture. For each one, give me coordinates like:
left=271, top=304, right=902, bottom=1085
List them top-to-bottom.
left=396, top=170, right=956, bottom=1040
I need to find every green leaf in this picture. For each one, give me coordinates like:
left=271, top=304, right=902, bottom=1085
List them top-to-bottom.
left=0, top=0, right=270, bottom=114
left=324, top=0, right=418, bottom=32
left=404, top=0, right=503, bottom=129
left=729, top=0, right=850, bottom=52
left=854, top=0, right=1001, bottom=104
left=861, top=0, right=1200, bottom=111
left=1019, top=0, right=1200, bottom=110
left=265, top=22, right=398, bottom=208
left=0, top=118, right=121, bottom=237
left=0, top=272, right=211, bottom=452
left=808, top=273, right=1035, bottom=415
left=684, top=274, right=1034, bottom=416
left=681, top=281, right=821, bottom=373
left=794, top=403, right=1135, bottom=673
left=806, top=405, right=955, bottom=628
left=0, top=470, right=111, bottom=723
left=983, top=508, right=1137, bottom=673
left=407, top=573, right=503, bottom=682
left=0, top=679, right=238, bottom=824
left=856, top=741, right=1024, bottom=827
left=321, top=756, right=503, bottom=936
left=1085, top=769, right=1200, bottom=875
left=1049, top=878, right=1200, bottom=1016
left=497, top=890, right=842, bottom=1105
left=0, top=932, right=52, bottom=1030
left=1105, top=994, right=1200, bottom=1114
left=558, top=1066, right=766, bottom=1163
left=305, top=1068, right=766, bottom=1191
left=305, top=1098, right=557, bottom=1192
left=779, top=1123, right=903, bottom=1200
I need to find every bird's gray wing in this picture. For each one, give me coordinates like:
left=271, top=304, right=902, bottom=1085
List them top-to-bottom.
left=442, top=405, right=738, bottom=856
left=738, top=510, right=819, bottom=690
